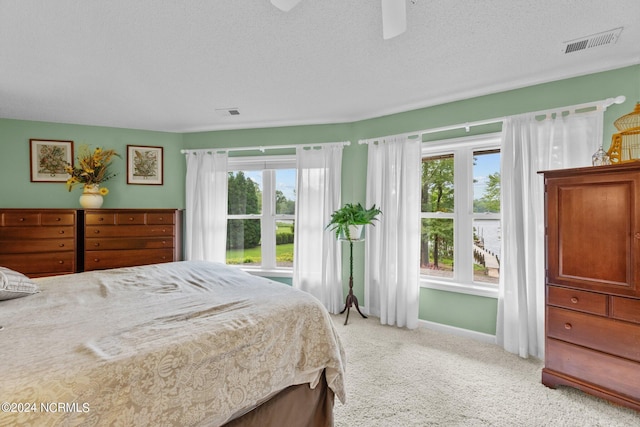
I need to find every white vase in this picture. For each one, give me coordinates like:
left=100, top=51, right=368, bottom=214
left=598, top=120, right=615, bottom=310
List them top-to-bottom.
left=79, top=184, right=104, bottom=208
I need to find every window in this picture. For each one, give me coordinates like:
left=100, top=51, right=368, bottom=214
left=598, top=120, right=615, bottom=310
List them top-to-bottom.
left=420, top=133, right=501, bottom=294
left=226, top=155, right=296, bottom=272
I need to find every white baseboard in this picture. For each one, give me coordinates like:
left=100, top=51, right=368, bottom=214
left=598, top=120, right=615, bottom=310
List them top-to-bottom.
left=362, top=303, right=497, bottom=345
left=418, top=319, right=497, bottom=345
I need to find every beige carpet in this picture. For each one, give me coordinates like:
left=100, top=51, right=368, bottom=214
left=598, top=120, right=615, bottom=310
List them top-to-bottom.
left=331, top=315, right=640, bottom=427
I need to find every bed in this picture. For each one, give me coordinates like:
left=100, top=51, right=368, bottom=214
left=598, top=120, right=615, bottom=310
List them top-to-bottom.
left=0, top=261, right=346, bottom=426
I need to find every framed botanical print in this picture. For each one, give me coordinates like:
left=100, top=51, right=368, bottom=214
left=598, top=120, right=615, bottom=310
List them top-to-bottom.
left=29, top=139, right=74, bottom=182
left=127, top=145, right=163, bottom=185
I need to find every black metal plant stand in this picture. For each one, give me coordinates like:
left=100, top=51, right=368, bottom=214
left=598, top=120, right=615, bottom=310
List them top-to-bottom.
left=340, top=240, right=367, bottom=325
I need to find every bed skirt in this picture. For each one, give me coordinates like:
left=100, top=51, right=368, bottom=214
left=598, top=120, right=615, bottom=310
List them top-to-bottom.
left=224, top=371, right=334, bottom=427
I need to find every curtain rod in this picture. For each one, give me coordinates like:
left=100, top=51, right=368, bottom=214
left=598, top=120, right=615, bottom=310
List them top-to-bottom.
left=358, top=95, right=627, bottom=144
left=181, top=140, right=350, bottom=155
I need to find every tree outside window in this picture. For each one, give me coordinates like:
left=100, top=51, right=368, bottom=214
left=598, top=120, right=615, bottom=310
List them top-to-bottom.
left=420, top=137, right=501, bottom=287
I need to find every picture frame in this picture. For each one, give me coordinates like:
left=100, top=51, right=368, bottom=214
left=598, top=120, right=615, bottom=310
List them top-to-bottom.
left=29, top=139, right=74, bottom=182
left=127, top=145, right=163, bottom=185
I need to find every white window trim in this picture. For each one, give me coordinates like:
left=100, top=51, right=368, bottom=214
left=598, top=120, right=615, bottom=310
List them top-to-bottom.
left=420, top=132, right=501, bottom=298
left=227, top=155, right=296, bottom=278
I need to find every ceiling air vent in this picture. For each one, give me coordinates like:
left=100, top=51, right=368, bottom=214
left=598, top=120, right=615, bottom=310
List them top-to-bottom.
left=563, top=27, right=623, bottom=54
left=215, top=108, right=241, bottom=117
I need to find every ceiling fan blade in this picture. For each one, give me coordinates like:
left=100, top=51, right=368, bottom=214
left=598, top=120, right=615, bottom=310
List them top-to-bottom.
left=271, top=0, right=302, bottom=12
left=381, top=0, right=407, bottom=39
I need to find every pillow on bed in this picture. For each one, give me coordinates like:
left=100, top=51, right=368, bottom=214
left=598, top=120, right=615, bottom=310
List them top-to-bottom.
left=0, top=267, right=40, bottom=301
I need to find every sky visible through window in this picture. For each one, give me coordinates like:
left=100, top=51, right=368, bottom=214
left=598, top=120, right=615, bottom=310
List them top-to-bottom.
left=474, top=152, right=500, bottom=200
left=245, top=156, right=499, bottom=205
left=245, top=170, right=296, bottom=200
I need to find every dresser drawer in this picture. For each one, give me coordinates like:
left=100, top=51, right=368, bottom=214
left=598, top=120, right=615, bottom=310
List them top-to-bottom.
left=2, top=212, right=41, bottom=226
left=40, top=212, right=75, bottom=226
left=85, top=212, right=116, bottom=225
left=116, top=212, right=146, bottom=225
left=147, top=212, right=175, bottom=225
left=86, top=225, right=174, bottom=238
left=0, top=226, right=75, bottom=240
left=85, top=237, right=174, bottom=251
left=0, top=238, right=75, bottom=254
left=84, top=249, right=175, bottom=270
left=0, top=252, right=76, bottom=276
left=547, top=286, right=607, bottom=316
left=611, top=297, right=640, bottom=325
left=547, top=306, right=640, bottom=362
left=545, top=338, right=640, bottom=402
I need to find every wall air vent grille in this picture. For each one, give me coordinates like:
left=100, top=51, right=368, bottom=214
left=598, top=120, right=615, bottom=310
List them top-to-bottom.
left=563, top=27, right=623, bottom=54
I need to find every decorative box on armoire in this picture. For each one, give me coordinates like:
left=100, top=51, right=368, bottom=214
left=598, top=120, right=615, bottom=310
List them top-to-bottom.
left=541, top=164, right=640, bottom=411
left=0, top=209, right=79, bottom=277
left=82, top=209, right=183, bottom=271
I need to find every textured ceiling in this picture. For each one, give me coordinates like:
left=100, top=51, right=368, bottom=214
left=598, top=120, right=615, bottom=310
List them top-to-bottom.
left=1, top=0, right=639, bottom=133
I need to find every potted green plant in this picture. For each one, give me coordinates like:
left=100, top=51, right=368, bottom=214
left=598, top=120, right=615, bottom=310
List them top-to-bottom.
left=326, top=202, right=382, bottom=241
left=326, top=202, right=382, bottom=325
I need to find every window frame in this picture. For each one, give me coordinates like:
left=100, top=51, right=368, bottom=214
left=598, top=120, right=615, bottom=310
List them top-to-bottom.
left=420, top=132, right=502, bottom=298
left=226, top=154, right=296, bottom=277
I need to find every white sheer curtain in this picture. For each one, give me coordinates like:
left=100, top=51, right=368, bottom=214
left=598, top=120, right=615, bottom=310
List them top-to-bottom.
left=498, top=108, right=604, bottom=358
left=364, top=136, right=422, bottom=329
left=293, top=145, right=343, bottom=313
left=184, top=151, right=228, bottom=263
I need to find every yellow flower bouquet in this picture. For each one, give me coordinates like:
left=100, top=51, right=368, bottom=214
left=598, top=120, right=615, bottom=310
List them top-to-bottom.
left=65, top=145, right=120, bottom=194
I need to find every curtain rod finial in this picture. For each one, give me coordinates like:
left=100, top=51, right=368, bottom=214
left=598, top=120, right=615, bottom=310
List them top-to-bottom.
left=607, top=95, right=626, bottom=106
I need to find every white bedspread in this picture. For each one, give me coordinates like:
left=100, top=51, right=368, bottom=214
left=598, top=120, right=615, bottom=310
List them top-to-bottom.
left=0, top=261, right=346, bottom=426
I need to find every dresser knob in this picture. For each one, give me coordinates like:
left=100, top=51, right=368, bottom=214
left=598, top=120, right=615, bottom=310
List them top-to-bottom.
left=56, top=217, right=61, bottom=221
left=99, top=217, right=104, bottom=222
left=128, top=217, right=134, bottom=221
left=19, top=218, right=25, bottom=222
left=59, top=230, right=64, bottom=234
left=94, top=230, right=100, bottom=234
left=636, top=232, right=640, bottom=240
left=94, top=242, right=100, bottom=247
left=59, top=243, right=65, bottom=248
left=94, top=258, right=100, bottom=262
left=58, top=260, right=64, bottom=264
left=570, top=297, right=578, bottom=304
left=564, top=323, right=572, bottom=330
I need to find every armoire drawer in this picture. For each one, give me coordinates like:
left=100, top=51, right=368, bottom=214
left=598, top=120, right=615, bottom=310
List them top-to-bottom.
left=547, top=286, right=607, bottom=316
left=611, top=297, right=640, bottom=325
left=547, top=306, right=640, bottom=363
left=545, top=338, right=640, bottom=402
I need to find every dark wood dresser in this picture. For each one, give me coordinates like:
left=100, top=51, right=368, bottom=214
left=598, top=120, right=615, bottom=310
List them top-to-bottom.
left=542, top=164, right=640, bottom=411
left=0, top=208, right=182, bottom=277
left=0, top=209, right=78, bottom=277
left=82, top=209, right=182, bottom=271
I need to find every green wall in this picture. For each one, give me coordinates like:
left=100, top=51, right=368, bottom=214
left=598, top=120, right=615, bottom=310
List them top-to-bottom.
left=2, top=65, right=638, bottom=336
left=184, top=65, right=639, bottom=335
left=0, top=119, right=185, bottom=209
